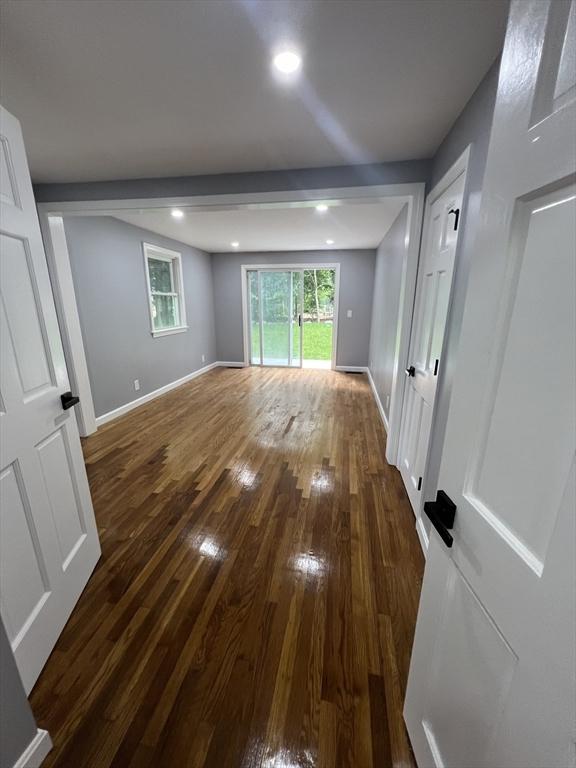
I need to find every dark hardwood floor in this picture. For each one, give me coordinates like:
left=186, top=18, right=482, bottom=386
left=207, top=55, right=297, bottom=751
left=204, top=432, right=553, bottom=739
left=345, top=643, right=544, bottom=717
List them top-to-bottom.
left=30, top=367, right=424, bottom=768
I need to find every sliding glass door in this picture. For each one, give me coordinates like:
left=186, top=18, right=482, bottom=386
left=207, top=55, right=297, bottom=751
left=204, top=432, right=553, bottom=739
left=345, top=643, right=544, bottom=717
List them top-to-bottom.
left=248, top=269, right=303, bottom=367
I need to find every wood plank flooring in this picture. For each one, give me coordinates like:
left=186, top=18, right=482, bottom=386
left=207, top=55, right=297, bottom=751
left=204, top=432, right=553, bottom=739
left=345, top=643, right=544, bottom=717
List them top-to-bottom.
left=30, top=367, right=424, bottom=768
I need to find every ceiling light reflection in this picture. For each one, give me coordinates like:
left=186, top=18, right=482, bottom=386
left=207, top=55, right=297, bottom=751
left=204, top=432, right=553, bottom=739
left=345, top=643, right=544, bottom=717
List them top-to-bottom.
left=237, top=467, right=258, bottom=489
left=311, top=470, right=333, bottom=493
left=198, top=535, right=224, bottom=560
left=292, top=552, right=326, bottom=578
left=262, top=750, right=310, bottom=768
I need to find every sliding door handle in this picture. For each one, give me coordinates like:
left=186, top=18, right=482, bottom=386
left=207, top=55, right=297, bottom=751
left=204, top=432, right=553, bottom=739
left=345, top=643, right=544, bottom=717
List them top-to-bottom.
left=405, top=365, right=415, bottom=377
left=424, top=490, right=456, bottom=548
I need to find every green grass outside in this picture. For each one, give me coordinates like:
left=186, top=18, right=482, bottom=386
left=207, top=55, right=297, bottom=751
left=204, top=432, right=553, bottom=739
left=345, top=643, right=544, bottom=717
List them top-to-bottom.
left=251, top=321, right=332, bottom=361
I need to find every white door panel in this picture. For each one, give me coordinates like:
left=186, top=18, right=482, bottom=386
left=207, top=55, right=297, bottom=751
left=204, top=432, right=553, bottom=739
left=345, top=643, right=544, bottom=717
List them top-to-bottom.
left=405, top=2, right=576, bottom=766
left=0, top=104, right=101, bottom=693
left=398, top=170, right=466, bottom=512
left=468, top=187, right=575, bottom=570
left=36, top=427, right=87, bottom=567
left=0, top=463, right=50, bottom=642
left=410, top=534, right=519, bottom=768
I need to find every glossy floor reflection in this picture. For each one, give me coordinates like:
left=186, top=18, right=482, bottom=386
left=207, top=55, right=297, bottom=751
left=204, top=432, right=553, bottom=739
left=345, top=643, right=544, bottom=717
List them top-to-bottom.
left=30, top=367, right=424, bottom=767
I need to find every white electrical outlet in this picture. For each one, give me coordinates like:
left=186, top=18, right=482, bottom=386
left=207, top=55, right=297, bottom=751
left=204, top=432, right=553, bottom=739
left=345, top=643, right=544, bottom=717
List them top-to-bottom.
left=347, top=309, right=353, bottom=318
left=201, top=354, right=206, bottom=363
left=134, top=379, right=140, bottom=391
left=386, top=394, right=390, bottom=410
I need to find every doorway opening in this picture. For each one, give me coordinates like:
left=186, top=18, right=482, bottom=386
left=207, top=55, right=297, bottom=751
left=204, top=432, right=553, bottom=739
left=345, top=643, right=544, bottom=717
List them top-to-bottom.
left=39, top=181, right=425, bottom=452
left=246, top=266, right=337, bottom=369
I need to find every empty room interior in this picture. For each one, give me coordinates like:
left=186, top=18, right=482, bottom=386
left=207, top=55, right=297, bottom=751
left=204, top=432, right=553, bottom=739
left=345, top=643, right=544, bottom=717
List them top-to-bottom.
left=0, top=1, right=574, bottom=767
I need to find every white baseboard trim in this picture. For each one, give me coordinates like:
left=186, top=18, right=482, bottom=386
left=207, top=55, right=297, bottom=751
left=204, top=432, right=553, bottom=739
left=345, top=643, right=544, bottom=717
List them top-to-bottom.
left=216, top=361, right=246, bottom=368
left=95, top=362, right=221, bottom=427
left=335, top=365, right=369, bottom=373
left=366, top=368, right=389, bottom=433
left=416, top=516, right=429, bottom=556
left=13, top=729, right=52, bottom=768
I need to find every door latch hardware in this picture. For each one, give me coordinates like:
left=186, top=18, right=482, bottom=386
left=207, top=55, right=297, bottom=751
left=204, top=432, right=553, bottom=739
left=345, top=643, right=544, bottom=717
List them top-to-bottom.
left=448, top=207, right=460, bottom=231
left=433, top=358, right=439, bottom=376
left=405, top=365, right=416, bottom=377
left=61, top=391, right=80, bottom=410
left=417, top=476, right=422, bottom=491
left=424, top=490, right=456, bottom=548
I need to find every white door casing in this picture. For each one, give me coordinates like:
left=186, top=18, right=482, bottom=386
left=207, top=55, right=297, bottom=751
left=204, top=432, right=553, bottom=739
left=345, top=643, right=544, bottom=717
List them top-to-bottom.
left=404, top=3, right=576, bottom=768
left=0, top=105, right=101, bottom=693
left=398, top=159, right=467, bottom=514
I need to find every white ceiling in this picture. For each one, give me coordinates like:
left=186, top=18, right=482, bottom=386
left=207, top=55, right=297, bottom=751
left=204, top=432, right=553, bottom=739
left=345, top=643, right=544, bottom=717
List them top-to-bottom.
left=0, top=0, right=508, bottom=183
left=108, top=198, right=407, bottom=252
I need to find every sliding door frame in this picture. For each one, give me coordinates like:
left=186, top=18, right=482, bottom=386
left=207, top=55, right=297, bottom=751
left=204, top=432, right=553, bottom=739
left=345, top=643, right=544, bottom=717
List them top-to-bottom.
left=241, top=263, right=340, bottom=370
left=287, top=269, right=305, bottom=368
left=258, top=270, right=264, bottom=366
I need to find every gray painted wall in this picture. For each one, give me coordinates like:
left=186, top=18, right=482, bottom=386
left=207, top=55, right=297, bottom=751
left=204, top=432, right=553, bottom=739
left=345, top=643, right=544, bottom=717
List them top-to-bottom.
left=422, top=57, right=501, bottom=533
left=34, top=160, right=431, bottom=203
left=368, top=205, right=409, bottom=422
left=64, top=216, right=216, bottom=418
left=212, top=250, right=375, bottom=367
left=0, top=620, right=37, bottom=768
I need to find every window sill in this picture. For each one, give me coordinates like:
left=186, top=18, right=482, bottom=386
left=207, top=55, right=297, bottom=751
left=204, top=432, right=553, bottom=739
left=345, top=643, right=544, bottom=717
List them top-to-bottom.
left=151, top=325, right=188, bottom=338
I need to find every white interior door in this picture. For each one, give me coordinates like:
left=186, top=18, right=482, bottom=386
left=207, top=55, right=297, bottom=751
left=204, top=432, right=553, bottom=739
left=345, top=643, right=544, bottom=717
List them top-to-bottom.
left=404, top=2, right=576, bottom=767
left=0, top=105, right=101, bottom=693
left=398, top=165, right=466, bottom=513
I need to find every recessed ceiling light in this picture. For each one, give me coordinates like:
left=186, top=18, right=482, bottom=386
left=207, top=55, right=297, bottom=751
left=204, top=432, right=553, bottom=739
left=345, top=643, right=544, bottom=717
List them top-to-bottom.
left=273, top=50, right=302, bottom=75
left=316, top=204, right=328, bottom=213
left=171, top=209, right=184, bottom=219
left=326, top=239, right=334, bottom=245
left=231, top=241, right=240, bottom=248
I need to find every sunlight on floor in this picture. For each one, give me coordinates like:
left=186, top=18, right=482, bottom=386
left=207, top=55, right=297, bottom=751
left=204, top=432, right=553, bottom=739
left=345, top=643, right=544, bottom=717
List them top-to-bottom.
left=302, top=359, right=331, bottom=369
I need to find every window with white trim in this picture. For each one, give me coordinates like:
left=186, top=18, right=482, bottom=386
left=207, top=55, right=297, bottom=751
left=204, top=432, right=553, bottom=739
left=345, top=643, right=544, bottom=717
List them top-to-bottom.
left=143, top=243, right=188, bottom=337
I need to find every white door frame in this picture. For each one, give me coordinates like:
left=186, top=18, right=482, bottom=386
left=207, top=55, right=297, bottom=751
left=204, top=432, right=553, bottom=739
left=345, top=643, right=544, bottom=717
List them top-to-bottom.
left=397, top=148, right=470, bottom=553
left=37, top=182, right=425, bottom=446
left=38, top=214, right=98, bottom=437
left=241, top=264, right=339, bottom=369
